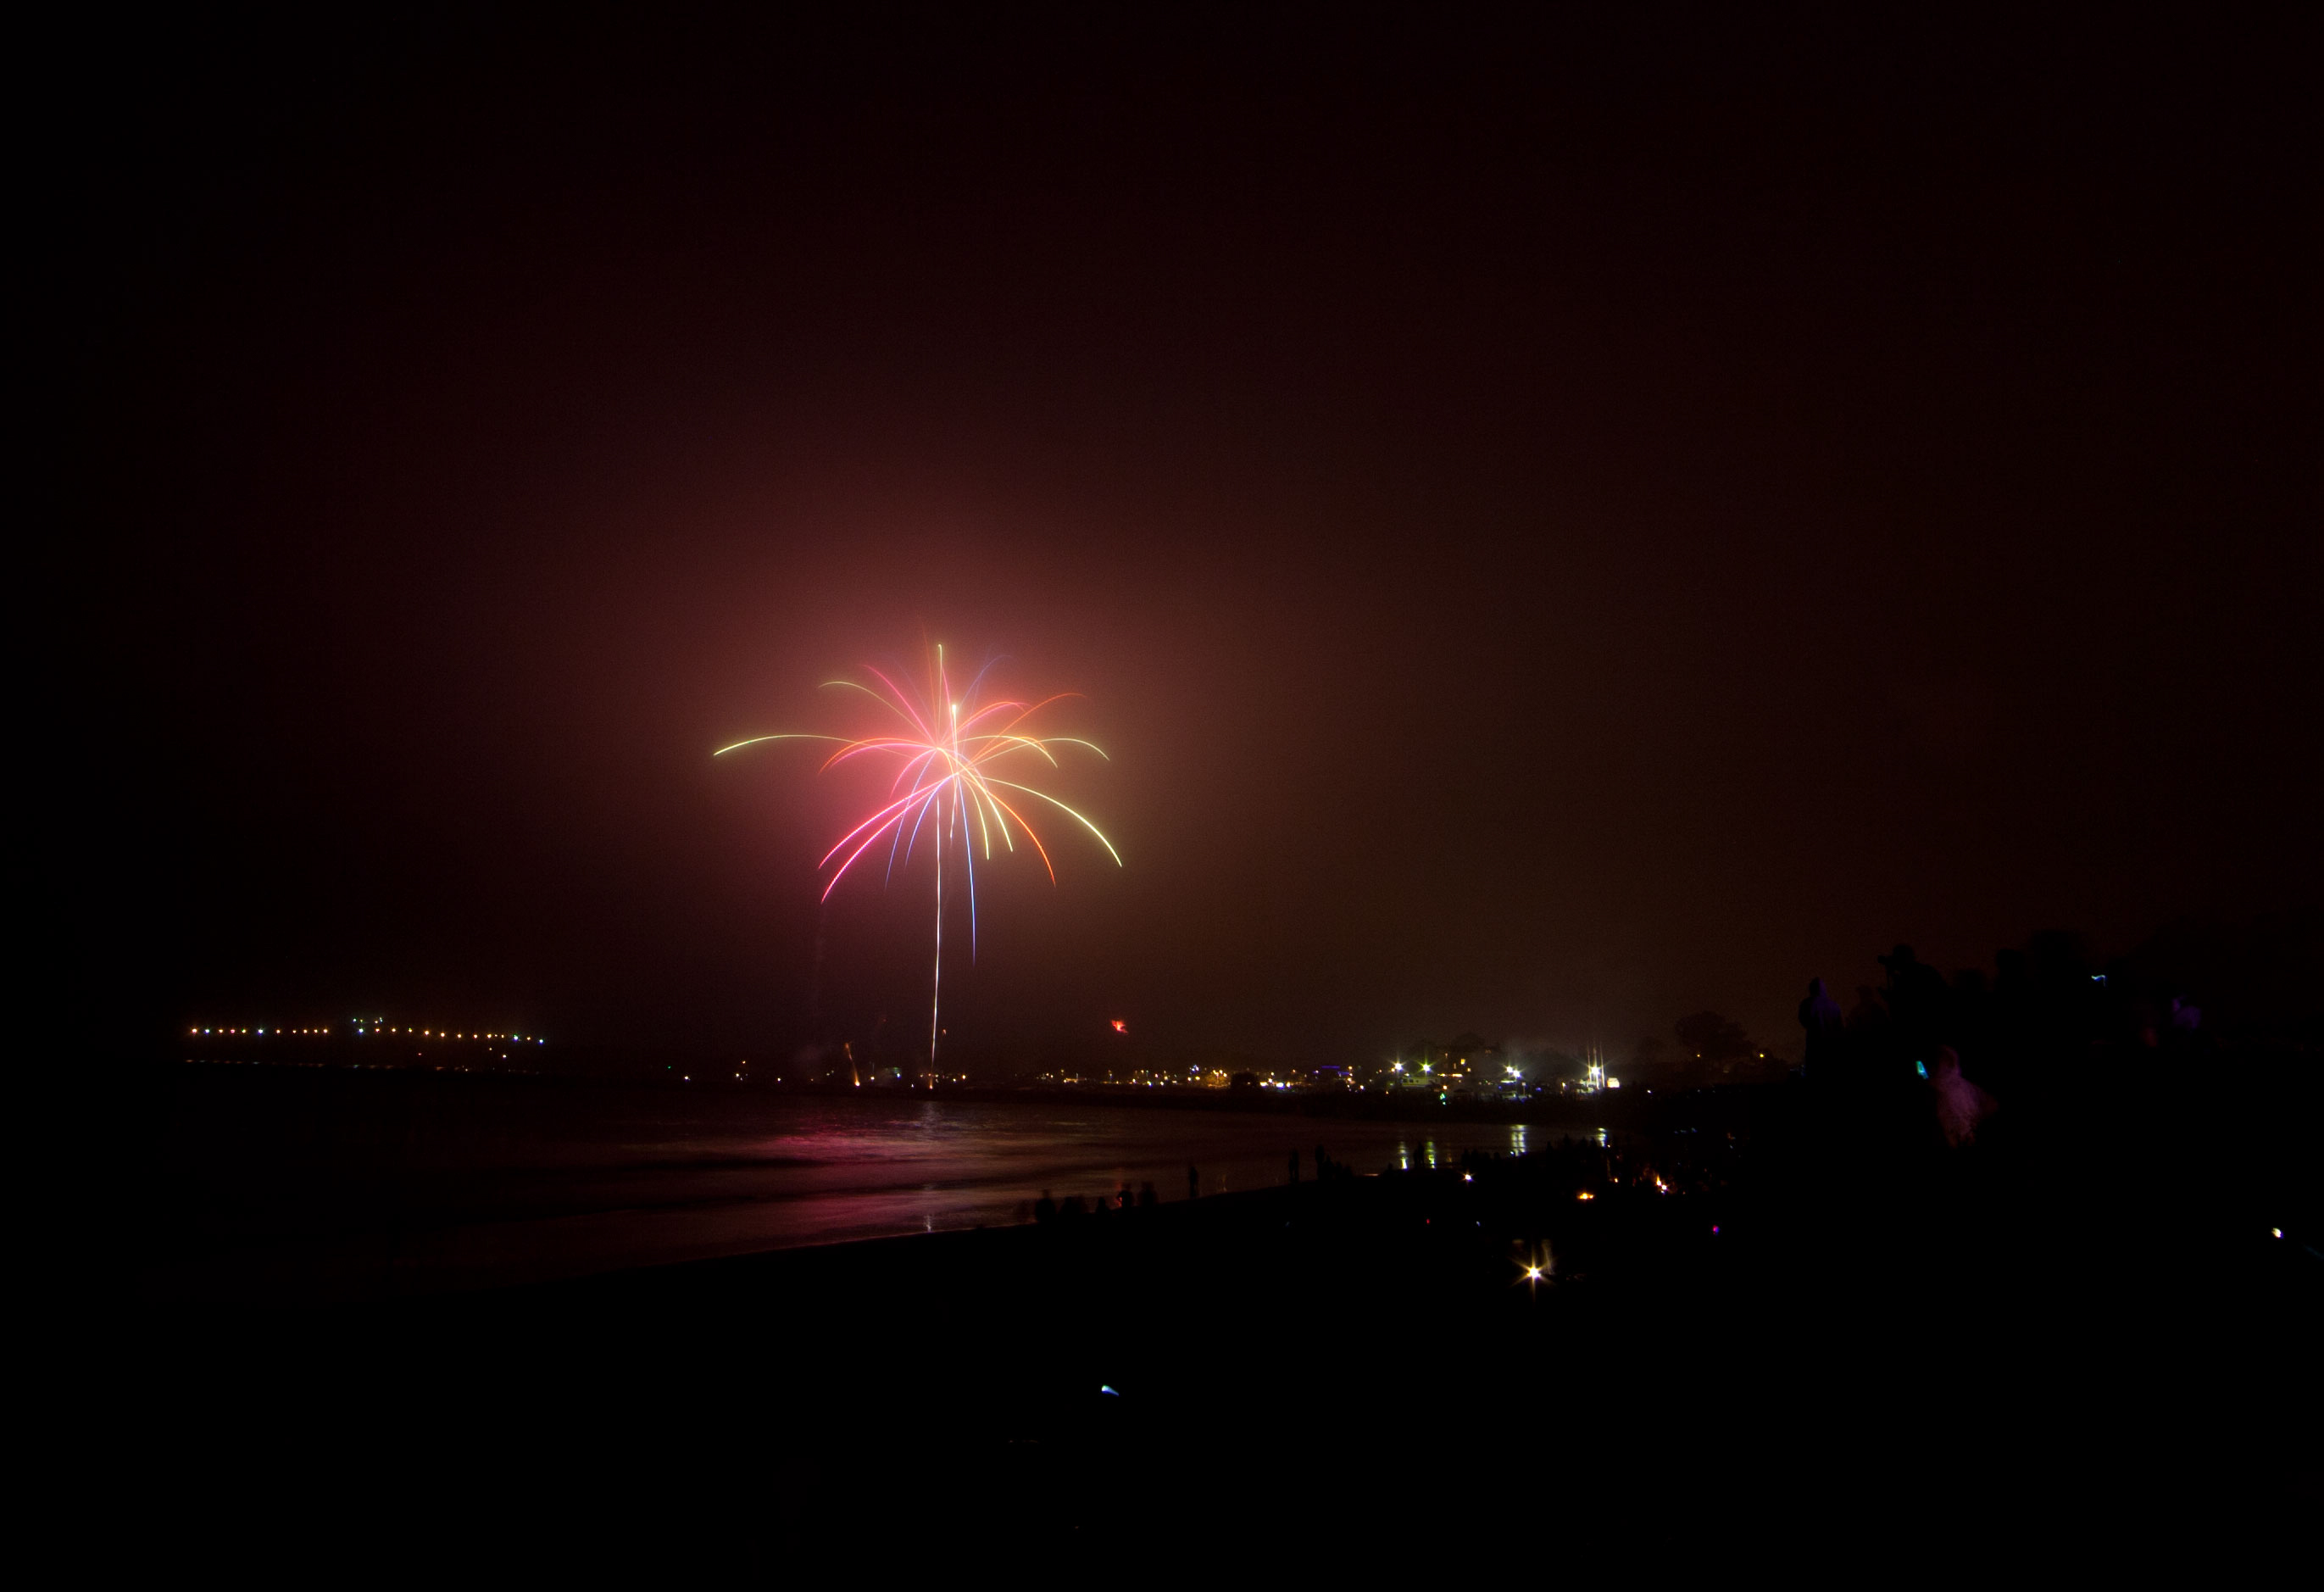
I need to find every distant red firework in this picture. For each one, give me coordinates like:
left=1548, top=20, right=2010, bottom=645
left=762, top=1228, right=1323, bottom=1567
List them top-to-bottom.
left=717, top=644, right=1120, bottom=1075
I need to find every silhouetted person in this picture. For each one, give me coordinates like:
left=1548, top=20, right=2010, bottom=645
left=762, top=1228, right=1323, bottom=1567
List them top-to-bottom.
left=1879, top=944, right=1951, bottom=1053
left=1799, top=977, right=1843, bottom=1078
left=1929, top=1047, right=1995, bottom=1149
left=1287, top=1149, right=1300, bottom=1184
left=1187, top=1162, right=1199, bottom=1201
left=1138, top=1180, right=1158, bottom=1208
left=1034, top=1189, right=1057, bottom=1224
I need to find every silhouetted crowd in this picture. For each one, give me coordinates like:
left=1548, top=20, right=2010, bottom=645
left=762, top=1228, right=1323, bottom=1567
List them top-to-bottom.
left=1022, top=923, right=2315, bottom=1244
left=1788, top=927, right=2287, bottom=1167
left=1032, top=1181, right=1161, bottom=1224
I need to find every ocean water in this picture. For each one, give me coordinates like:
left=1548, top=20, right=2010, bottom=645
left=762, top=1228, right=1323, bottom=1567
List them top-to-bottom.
left=141, top=1068, right=1601, bottom=1306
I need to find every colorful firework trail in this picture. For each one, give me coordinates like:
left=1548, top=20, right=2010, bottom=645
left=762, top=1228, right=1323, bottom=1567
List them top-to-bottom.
left=716, top=646, right=1120, bottom=1078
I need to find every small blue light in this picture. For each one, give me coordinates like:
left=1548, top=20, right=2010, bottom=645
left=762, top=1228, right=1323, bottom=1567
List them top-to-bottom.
left=1099, top=1385, right=1120, bottom=1396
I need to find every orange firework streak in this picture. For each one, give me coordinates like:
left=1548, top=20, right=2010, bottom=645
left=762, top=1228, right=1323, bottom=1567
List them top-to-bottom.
left=716, top=646, right=1120, bottom=1079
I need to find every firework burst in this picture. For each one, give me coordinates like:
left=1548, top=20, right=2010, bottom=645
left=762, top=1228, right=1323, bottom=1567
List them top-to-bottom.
left=717, top=645, right=1120, bottom=1077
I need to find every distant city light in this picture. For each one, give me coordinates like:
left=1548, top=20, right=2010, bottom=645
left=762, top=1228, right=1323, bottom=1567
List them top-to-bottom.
left=187, top=1019, right=542, bottom=1051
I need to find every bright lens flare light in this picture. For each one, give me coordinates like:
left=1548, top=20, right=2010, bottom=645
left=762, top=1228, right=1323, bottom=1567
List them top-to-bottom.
left=717, top=645, right=1120, bottom=1079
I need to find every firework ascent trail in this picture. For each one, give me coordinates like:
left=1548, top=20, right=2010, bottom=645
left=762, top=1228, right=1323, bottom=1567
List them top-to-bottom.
left=716, top=646, right=1120, bottom=1081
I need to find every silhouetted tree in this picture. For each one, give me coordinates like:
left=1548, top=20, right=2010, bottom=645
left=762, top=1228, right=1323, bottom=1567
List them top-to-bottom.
left=1673, top=1010, right=1757, bottom=1084
left=1532, top=1049, right=1586, bottom=1087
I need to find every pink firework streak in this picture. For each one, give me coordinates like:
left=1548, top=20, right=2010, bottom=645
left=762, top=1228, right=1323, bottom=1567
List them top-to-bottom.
left=716, top=645, right=1121, bottom=1079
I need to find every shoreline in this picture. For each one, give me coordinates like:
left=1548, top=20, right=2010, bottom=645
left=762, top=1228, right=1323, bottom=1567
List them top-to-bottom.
left=157, top=1053, right=1771, bottom=1132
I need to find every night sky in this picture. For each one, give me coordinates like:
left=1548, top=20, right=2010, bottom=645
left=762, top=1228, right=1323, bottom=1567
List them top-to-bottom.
left=62, top=8, right=2320, bottom=1066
